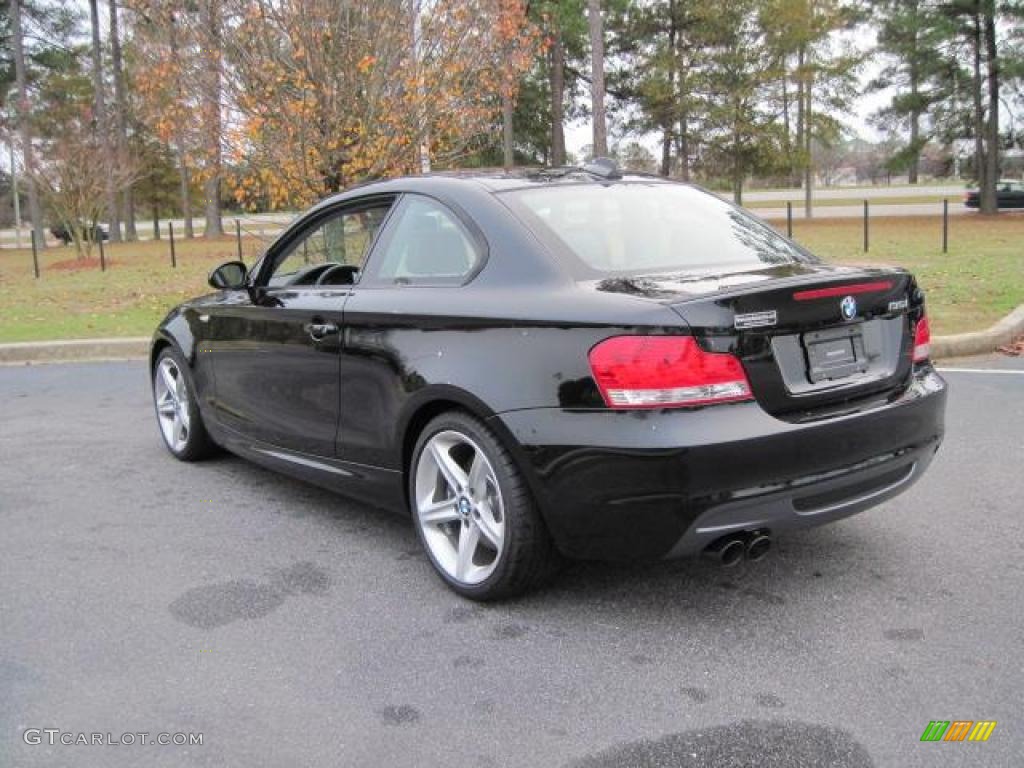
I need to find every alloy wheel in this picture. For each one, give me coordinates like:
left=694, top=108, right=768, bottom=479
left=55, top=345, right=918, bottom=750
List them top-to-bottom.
left=154, top=357, right=191, bottom=453
left=414, top=430, right=505, bottom=585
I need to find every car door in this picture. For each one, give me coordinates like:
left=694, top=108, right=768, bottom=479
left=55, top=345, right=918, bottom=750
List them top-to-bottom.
left=337, top=194, right=487, bottom=469
left=208, top=197, right=395, bottom=456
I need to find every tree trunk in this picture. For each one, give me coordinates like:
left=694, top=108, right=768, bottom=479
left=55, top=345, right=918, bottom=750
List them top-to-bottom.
left=11, top=0, right=46, bottom=251
left=90, top=0, right=121, bottom=243
left=201, top=0, right=224, bottom=237
left=588, top=0, right=608, bottom=157
left=981, top=0, right=999, bottom=214
left=110, top=1, right=136, bottom=240
left=907, top=2, right=920, bottom=185
left=674, top=7, right=689, bottom=181
left=970, top=8, right=988, bottom=211
left=660, top=9, right=677, bottom=178
left=168, top=15, right=193, bottom=238
left=549, top=31, right=566, bottom=166
left=795, top=46, right=805, bottom=190
left=782, top=57, right=791, bottom=179
left=804, top=67, right=813, bottom=219
left=502, top=92, right=514, bottom=170
left=733, top=105, right=742, bottom=205
left=678, top=109, right=690, bottom=181
left=909, top=109, right=920, bottom=184
left=179, top=150, right=193, bottom=239
left=152, top=201, right=160, bottom=240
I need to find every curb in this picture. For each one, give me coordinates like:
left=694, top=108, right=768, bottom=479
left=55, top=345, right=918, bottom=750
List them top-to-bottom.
left=929, top=304, right=1024, bottom=359
left=0, top=306, right=1022, bottom=365
left=0, top=337, right=150, bottom=365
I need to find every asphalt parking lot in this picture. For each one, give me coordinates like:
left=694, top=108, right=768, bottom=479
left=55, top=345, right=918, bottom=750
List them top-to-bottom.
left=1, top=358, right=1022, bottom=767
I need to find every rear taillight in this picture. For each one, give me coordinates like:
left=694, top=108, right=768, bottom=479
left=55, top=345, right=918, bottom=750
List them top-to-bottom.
left=912, top=315, right=931, bottom=362
left=588, top=336, right=752, bottom=409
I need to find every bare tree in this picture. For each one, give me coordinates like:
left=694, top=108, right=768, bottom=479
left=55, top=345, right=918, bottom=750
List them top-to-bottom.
left=11, top=0, right=47, bottom=251
left=110, top=0, right=137, bottom=239
left=588, top=0, right=608, bottom=157
left=34, top=132, right=134, bottom=259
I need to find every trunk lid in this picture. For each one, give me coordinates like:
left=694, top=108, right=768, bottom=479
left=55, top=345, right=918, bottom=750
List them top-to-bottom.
left=592, top=263, right=922, bottom=420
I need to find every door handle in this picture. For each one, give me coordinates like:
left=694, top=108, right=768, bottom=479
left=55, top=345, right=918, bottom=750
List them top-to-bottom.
left=305, top=321, right=339, bottom=341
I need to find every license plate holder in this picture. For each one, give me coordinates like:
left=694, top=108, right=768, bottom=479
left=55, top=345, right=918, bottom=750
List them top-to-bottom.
left=803, top=325, right=869, bottom=383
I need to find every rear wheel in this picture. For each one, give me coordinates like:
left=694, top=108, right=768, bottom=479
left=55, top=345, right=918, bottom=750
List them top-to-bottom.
left=152, top=347, right=217, bottom=461
left=410, top=411, right=559, bottom=600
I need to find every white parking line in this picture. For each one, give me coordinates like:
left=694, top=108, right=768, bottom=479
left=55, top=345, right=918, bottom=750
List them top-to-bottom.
left=936, top=367, right=1024, bottom=375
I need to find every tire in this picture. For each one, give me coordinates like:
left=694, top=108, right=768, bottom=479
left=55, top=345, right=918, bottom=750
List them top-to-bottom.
left=152, top=346, right=218, bottom=462
left=409, top=411, right=560, bottom=600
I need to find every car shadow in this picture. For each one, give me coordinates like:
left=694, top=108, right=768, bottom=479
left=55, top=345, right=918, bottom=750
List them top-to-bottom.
left=197, top=450, right=896, bottom=622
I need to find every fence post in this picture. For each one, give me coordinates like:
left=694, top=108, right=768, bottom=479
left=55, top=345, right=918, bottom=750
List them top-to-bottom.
left=942, top=198, right=949, bottom=253
left=863, top=200, right=869, bottom=253
left=786, top=201, right=793, bottom=238
left=235, top=219, right=243, bottom=263
left=169, top=221, right=177, bottom=268
left=31, top=230, right=40, bottom=279
left=98, top=234, right=106, bottom=272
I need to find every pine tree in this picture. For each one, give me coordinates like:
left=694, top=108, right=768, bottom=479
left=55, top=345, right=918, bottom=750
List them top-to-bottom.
left=868, top=0, right=947, bottom=183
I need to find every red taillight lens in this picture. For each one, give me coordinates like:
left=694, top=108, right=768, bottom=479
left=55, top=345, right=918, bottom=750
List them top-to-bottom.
left=792, top=281, right=893, bottom=301
left=912, top=315, right=931, bottom=362
left=588, top=336, right=752, bottom=409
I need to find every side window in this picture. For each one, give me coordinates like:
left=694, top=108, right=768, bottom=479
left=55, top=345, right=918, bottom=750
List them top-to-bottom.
left=367, top=196, right=481, bottom=285
left=267, top=203, right=391, bottom=287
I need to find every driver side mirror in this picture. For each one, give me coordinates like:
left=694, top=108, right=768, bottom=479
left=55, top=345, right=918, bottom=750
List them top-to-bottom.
left=208, top=261, right=248, bottom=290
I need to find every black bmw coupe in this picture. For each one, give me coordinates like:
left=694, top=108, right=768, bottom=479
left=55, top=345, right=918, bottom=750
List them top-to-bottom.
left=151, top=162, right=946, bottom=599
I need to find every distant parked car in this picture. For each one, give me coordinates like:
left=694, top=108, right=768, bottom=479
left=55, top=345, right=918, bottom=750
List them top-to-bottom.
left=965, top=180, right=1024, bottom=209
left=50, top=221, right=109, bottom=245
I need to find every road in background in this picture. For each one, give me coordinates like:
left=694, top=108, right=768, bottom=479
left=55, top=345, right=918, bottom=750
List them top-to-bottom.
left=740, top=184, right=965, bottom=202
left=0, top=185, right=977, bottom=248
left=751, top=201, right=979, bottom=221
left=2, top=359, right=1021, bottom=767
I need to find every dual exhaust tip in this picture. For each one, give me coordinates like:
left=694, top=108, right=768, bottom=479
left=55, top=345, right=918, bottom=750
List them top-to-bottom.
left=703, top=530, right=771, bottom=567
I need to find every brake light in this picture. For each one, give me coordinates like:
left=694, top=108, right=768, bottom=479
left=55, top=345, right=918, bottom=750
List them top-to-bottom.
left=792, top=281, right=893, bottom=301
left=912, top=315, right=931, bottom=362
left=588, top=336, right=752, bottom=409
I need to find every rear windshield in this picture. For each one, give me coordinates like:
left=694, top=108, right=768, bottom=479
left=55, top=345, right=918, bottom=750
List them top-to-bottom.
left=503, top=182, right=808, bottom=276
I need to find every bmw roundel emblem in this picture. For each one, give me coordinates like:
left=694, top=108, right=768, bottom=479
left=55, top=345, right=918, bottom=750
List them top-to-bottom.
left=840, top=295, right=857, bottom=320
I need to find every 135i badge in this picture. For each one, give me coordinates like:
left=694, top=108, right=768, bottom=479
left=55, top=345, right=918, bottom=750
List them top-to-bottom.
left=888, top=298, right=909, bottom=312
left=734, top=310, right=777, bottom=329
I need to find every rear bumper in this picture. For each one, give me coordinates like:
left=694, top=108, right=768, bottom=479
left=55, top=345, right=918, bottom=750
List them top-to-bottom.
left=492, top=367, right=946, bottom=561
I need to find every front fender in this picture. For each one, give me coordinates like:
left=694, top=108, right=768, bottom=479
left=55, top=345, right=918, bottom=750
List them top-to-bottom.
left=151, top=306, right=198, bottom=370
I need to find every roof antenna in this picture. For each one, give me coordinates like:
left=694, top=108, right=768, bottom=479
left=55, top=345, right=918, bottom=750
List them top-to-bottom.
left=582, top=157, right=622, bottom=180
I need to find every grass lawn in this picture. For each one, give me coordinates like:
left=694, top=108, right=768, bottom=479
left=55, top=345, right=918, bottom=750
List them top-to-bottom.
left=0, top=214, right=1020, bottom=342
left=771, top=214, right=1024, bottom=335
left=0, top=236, right=266, bottom=343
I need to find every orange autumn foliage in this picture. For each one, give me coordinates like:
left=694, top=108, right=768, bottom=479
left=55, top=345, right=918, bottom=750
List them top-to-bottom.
left=224, top=0, right=542, bottom=209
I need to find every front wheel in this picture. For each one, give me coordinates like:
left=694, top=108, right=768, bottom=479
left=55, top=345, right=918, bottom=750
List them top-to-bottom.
left=152, top=347, right=217, bottom=461
left=410, top=412, right=559, bottom=600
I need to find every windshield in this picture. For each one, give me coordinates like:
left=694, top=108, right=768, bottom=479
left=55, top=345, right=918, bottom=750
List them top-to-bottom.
left=504, top=182, right=809, bottom=277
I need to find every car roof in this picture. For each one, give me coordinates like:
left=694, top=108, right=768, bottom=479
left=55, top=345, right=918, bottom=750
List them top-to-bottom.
left=307, top=168, right=678, bottom=212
